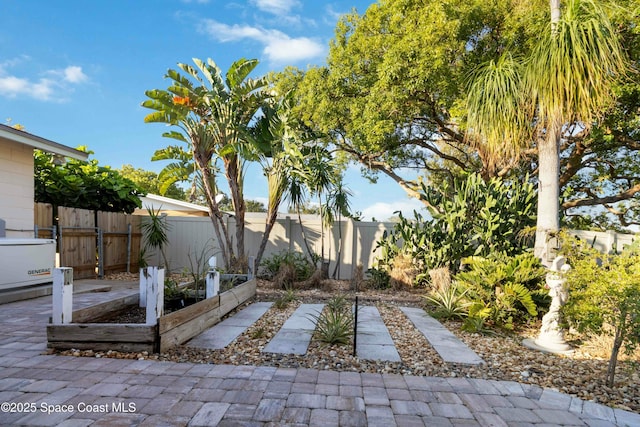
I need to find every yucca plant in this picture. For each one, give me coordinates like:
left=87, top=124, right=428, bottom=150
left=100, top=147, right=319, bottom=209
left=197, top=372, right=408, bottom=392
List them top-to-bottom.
left=424, top=284, right=469, bottom=320
left=274, top=288, right=297, bottom=310
left=310, top=295, right=354, bottom=345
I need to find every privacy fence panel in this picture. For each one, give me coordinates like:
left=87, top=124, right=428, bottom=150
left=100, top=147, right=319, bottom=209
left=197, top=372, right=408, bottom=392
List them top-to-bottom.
left=34, top=203, right=141, bottom=280
left=58, top=206, right=96, bottom=279
left=97, top=211, right=142, bottom=276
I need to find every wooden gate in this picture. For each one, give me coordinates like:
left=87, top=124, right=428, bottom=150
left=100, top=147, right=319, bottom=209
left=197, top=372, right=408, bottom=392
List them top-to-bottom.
left=34, top=203, right=142, bottom=279
left=58, top=206, right=97, bottom=279
left=97, top=211, right=141, bottom=276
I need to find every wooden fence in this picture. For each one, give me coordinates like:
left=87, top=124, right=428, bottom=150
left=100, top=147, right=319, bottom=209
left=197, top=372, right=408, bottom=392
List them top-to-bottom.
left=34, top=203, right=142, bottom=279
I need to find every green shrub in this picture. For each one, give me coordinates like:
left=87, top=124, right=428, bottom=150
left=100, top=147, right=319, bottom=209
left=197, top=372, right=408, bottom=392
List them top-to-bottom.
left=372, top=173, right=536, bottom=286
left=562, top=238, right=640, bottom=387
left=260, top=250, right=316, bottom=281
left=454, top=253, right=546, bottom=330
left=365, top=268, right=391, bottom=289
left=424, top=284, right=469, bottom=320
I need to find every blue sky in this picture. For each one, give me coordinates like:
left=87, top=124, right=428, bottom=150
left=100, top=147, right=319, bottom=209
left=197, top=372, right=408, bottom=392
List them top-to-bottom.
left=0, top=0, right=424, bottom=220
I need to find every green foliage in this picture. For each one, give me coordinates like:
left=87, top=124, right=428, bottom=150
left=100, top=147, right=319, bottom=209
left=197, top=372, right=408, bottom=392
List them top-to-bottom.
left=287, top=0, right=640, bottom=230
left=34, top=149, right=144, bottom=213
left=117, top=164, right=186, bottom=200
left=373, top=172, right=536, bottom=285
left=140, top=206, right=171, bottom=270
left=562, top=238, right=640, bottom=386
left=259, top=250, right=316, bottom=282
left=454, top=253, right=546, bottom=330
left=365, top=268, right=391, bottom=290
left=164, top=278, right=184, bottom=300
left=424, top=285, right=469, bottom=321
left=274, top=288, right=297, bottom=310
left=311, top=296, right=354, bottom=346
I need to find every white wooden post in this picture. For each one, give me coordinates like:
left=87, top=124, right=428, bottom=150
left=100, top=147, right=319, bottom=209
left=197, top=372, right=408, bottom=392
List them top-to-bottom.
left=206, top=256, right=219, bottom=298
left=248, top=256, right=255, bottom=280
left=52, top=267, right=73, bottom=325
left=139, top=267, right=147, bottom=308
left=143, top=267, right=164, bottom=325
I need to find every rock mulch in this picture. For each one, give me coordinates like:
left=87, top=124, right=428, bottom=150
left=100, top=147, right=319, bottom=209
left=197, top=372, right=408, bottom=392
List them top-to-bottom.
left=62, top=278, right=639, bottom=414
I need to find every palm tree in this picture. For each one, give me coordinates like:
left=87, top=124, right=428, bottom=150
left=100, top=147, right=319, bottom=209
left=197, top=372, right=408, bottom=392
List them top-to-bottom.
left=466, top=0, right=628, bottom=263
left=143, top=58, right=268, bottom=271
left=326, top=180, right=354, bottom=279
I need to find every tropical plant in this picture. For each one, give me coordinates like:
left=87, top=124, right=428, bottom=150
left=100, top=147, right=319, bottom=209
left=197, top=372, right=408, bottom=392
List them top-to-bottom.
left=287, top=0, right=640, bottom=232
left=466, top=0, right=630, bottom=261
left=143, top=57, right=268, bottom=272
left=373, top=172, right=536, bottom=286
left=140, top=206, right=171, bottom=270
left=562, top=238, right=640, bottom=387
left=259, top=250, right=316, bottom=282
left=454, top=253, right=546, bottom=330
left=424, top=284, right=469, bottom=321
left=310, top=296, right=354, bottom=346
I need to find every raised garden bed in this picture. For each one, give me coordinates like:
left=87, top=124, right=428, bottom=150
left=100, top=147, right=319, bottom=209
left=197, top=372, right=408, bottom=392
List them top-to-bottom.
left=47, top=278, right=256, bottom=353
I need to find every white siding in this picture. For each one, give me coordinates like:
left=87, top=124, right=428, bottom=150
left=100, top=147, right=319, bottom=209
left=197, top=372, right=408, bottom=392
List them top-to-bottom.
left=0, top=139, right=34, bottom=238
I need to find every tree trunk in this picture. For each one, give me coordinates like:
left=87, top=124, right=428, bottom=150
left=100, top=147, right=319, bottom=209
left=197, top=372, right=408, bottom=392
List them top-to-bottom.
left=534, top=128, right=561, bottom=266
left=196, top=155, right=233, bottom=270
left=225, top=155, right=246, bottom=272
left=255, top=205, right=280, bottom=270
left=607, top=326, right=624, bottom=387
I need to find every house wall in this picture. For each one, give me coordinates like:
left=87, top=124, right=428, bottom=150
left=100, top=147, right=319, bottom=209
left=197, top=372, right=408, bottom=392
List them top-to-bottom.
left=0, top=139, right=34, bottom=238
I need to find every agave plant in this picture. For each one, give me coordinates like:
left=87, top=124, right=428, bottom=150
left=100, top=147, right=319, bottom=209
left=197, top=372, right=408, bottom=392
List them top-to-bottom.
left=424, top=284, right=469, bottom=320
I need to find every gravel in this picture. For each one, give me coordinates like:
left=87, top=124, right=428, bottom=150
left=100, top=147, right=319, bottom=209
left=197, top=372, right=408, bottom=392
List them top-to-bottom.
left=60, top=279, right=640, bottom=413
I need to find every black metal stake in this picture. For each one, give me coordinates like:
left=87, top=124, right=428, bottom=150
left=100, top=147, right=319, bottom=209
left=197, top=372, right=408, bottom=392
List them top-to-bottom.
left=353, top=295, right=358, bottom=357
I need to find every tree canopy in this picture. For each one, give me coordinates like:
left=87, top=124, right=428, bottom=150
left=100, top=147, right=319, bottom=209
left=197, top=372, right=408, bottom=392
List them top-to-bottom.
left=289, top=0, right=640, bottom=230
left=34, top=149, right=144, bottom=213
left=117, top=164, right=186, bottom=200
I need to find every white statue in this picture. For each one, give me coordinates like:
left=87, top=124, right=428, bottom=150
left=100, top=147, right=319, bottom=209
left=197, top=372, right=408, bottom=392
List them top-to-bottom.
left=523, top=256, right=574, bottom=354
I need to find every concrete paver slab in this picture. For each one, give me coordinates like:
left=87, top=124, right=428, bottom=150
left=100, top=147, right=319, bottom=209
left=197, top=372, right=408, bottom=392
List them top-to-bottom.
left=187, top=302, right=273, bottom=349
left=263, top=304, right=324, bottom=355
left=355, top=306, right=401, bottom=362
left=401, top=306, right=484, bottom=365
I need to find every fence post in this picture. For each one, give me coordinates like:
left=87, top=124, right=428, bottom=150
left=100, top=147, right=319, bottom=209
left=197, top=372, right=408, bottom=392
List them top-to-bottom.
left=126, top=223, right=132, bottom=273
left=97, top=228, right=104, bottom=278
left=248, top=256, right=255, bottom=280
left=206, top=257, right=219, bottom=298
left=52, top=267, right=73, bottom=325
left=139, top=267, right=147, bottom=308
left=143, top=267, right=164, bottom=325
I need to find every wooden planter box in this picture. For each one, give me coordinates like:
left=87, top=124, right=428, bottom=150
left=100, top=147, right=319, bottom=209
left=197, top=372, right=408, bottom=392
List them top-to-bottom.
left=47, top=279, right=256, bottom=353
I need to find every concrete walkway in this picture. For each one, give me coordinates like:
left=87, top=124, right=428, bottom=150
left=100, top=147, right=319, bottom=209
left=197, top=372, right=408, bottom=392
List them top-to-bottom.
left=0, top=286, right=639, bottom=426
left=188, top=302, right=273, bottom=350
left=263, top=303, right=324, bottom=355
left=355, top=306, right=401, bottom=362
left=401, top=307, right=484, bottom=365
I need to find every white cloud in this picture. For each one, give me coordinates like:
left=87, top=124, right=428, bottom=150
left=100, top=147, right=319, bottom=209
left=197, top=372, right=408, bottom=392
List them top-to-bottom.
left=251, top=0, right=299, bottom=15
left=199, top=19, right=325, bottom=64
left=0, top=60, right=88, bottom=101
left=63, top=66, right=88, bottom=83
left=361, top=198, right=426, bottom=222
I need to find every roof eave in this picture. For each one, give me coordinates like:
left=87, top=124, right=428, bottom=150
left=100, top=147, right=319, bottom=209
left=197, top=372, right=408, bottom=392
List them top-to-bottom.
left=0, top=124, right=88, bottom=161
